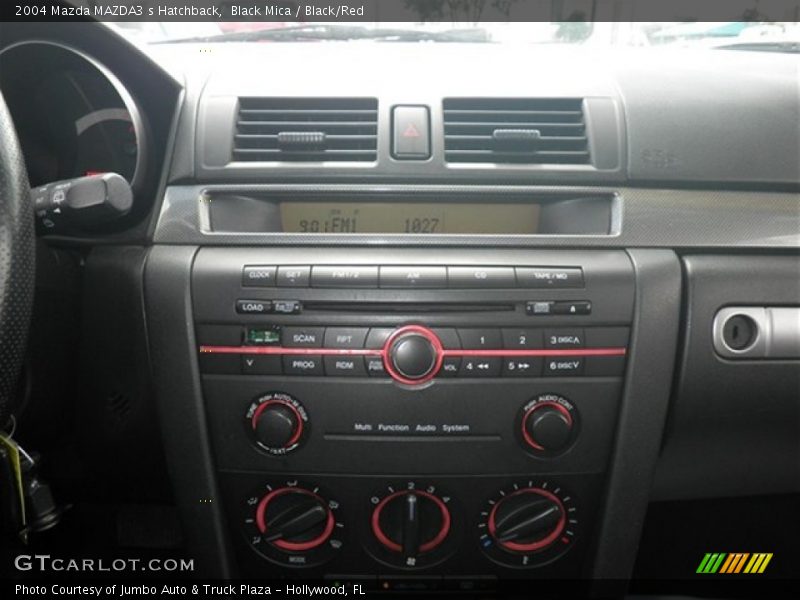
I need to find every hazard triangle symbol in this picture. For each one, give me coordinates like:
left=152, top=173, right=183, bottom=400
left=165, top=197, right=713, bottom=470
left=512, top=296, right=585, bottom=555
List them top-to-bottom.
left=402, top=123, right=420, bottom=138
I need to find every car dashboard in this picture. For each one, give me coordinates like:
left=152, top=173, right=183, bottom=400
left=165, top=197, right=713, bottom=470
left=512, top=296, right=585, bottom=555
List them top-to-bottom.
left=0, top=21, right=797, bottom=598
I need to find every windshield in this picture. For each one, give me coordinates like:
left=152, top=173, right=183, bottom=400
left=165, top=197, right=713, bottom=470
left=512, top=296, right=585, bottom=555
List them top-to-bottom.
left=112, top=21, right=800, bottom=48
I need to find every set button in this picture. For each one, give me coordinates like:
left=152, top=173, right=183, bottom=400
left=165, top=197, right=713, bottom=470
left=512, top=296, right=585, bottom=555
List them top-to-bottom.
left=276, top=266, right=311, bottom=287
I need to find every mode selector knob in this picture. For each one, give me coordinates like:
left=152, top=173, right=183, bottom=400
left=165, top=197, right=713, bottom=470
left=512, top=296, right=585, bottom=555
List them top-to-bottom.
left=384, top=326, right=444, bottom=385
left=247, top=393, right=308, bottom=454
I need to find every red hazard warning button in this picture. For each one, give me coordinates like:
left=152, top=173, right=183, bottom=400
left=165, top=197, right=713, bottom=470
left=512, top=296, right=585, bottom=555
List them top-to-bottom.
left=392, top=106, right=430, bottom=159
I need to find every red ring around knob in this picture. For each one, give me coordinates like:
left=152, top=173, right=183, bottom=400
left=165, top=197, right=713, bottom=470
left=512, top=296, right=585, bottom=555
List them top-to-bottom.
left=382, top=325, right=444, bottom=386
left=251, top=399, right=304, bottom=448
left=521, top=401, right=573, bottom=451
left=255, top=488, right=334, bottom=552
left=487, top=488, right=566, bottom=553
left=371, top=490, right=451, bottom=553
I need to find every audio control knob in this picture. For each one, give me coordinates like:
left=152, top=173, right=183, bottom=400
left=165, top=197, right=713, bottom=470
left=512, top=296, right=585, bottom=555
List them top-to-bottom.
left=384, top=326, right=444, bottom=385
left=246, top=393, right=308, bottom=454
left=519, top=394, right=578, bottom=455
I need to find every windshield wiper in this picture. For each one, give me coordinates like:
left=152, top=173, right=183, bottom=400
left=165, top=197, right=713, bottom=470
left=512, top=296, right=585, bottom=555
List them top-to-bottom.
left=156, top=24, right=490, bottom=44
left=716, top=41, right=800, bottom=53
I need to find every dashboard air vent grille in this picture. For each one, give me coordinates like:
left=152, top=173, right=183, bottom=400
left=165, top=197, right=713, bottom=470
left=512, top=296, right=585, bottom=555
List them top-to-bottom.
left=233, top=97, right=378, bottom=162
left=443, top=98, right=590, bottom=164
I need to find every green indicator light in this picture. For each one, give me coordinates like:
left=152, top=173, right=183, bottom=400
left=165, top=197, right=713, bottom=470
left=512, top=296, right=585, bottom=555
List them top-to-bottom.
left=247, top=327, right=281, bottom=345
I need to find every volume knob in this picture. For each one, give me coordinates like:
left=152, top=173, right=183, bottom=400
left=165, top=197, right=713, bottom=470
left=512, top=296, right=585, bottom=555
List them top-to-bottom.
left=384, top=326, right=444, bottom=385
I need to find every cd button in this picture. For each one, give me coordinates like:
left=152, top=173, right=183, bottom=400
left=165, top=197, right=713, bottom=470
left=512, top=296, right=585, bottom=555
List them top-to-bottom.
left=448, top=266, right=515, bottom=288
left=283, top=327, right=325, bottom=348
left=324, top=327, right=368, bottom=349
left=457, top=328, right=503, bottom=349
left=544, top=329, right=585, bottom=349
left=283, top=355, right=324, bottom=376
left=324, top=356, right=367, bottom=376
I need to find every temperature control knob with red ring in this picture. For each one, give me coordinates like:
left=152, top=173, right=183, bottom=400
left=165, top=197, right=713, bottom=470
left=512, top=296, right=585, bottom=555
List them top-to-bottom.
left=246, top=392, right=308, bottom=455
left=518, top=394, right=578, bottom=455
left=242, top=481, right=344, bottom=568
left=478, top=481, right=578, bottom=568
left=365, top=483, right=458, bottom=568
left=488, top=488, right=565, bottom=553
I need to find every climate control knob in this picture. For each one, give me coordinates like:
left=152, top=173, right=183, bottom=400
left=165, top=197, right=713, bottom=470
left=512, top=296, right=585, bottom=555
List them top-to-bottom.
left=384, top=326, right=443, bottom=385
left=246, top=393, right=308, bottom=454
left=242, top=481, right=344, bottom=567
left=478, top=481, right=578, bottom=568
left=366, top=483, right=457, bottom=568
left=256, top=487, right=334, bottom=552
left=489, top=488, right=565, bottom=553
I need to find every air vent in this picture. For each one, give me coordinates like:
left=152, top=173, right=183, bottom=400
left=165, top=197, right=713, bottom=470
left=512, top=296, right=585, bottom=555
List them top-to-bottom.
left=233, top=97, right=378, bottom=162
left=443, top=98, right=590, bottom=165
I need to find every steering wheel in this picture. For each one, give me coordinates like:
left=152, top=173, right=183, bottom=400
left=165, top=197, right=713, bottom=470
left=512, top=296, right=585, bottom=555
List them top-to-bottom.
left=0, top=89, right=34, bottom=430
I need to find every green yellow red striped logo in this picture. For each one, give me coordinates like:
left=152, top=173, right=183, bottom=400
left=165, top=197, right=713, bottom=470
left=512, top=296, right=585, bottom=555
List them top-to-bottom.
left=697, top=552, right=773, bottom=574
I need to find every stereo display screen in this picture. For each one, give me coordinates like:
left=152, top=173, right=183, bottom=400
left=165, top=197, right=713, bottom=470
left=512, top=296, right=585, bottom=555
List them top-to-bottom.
left=280, top=202, right=540, bottom=234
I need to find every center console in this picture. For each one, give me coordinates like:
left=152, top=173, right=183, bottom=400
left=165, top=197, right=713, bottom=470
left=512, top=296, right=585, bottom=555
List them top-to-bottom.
left=189, top=247, right=635, bottom=583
